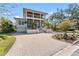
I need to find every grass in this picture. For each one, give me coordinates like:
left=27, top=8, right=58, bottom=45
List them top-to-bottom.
left=0, top=34, right=16, bottom=56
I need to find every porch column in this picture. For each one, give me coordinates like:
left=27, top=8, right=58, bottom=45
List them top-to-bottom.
left=25, top=10, right=27, bottom=33
left=33, top=11, right=34, bottom=18
left=32, top=12, right=34, bottom=29
left=32, top=12, right=34, bottom=22
left=40, top=13, right=42, bottom=28
left=40, top=13, right=41, bottom=19
left=21, top=20, right=22, bottom=25
left=40, top=20, right=42, bottom=28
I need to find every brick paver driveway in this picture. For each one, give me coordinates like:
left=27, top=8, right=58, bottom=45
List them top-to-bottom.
left=6, top=33, right=70, bottom=56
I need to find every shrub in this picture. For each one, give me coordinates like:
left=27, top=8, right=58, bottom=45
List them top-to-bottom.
left=0, top=17, right=16, bottom=33
left=57, top=20, right=75, bottom=31
left=74, top=30, right=79, bottom=33
left=53, top=32, right=77, bottom=41
left=53, top=33, right=64, bottom=40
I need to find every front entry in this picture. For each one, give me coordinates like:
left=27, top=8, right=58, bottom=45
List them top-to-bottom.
left=34, top=20, right=41, bottom=29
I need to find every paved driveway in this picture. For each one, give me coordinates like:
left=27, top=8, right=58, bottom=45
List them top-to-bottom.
left=6, top=33, right=70, bottom=56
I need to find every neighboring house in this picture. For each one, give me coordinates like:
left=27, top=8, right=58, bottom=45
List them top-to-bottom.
left=15, top=8, right=51, bottom=33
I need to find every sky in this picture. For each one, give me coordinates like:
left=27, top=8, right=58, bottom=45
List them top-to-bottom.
left=2, top=3, right=70, bottom=23
left=14, top=3, right=69, bottom=17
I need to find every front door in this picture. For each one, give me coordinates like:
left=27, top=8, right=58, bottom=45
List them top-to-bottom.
left=34, top=20, right=40, bottom=29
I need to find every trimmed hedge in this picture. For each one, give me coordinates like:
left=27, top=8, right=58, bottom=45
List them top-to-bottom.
left=0, top=36, right=16, bottom=56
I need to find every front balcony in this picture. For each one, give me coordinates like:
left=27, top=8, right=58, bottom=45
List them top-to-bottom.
left=27, top=11, right=45, bottom=19
left=27, top=14, right=33, bottom=17
left=27, top=15, right=45, bottom=19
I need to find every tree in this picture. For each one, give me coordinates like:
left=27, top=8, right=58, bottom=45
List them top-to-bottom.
left=48, top=3, right=79, bottom=31
left=0, top=4, right=17, bottom=32
left=65, top=4, right=79, bottom=20
left=66, top=4, right=79, bottom=29
left=48, top=8, right=65, bottom=31
left=49, top=9, right=65, bottom=21
left=0, top=17, right=16, bottom=32
left=43, top=20, right=51, bottom=29
left=57, top=20, right=75, bottom=31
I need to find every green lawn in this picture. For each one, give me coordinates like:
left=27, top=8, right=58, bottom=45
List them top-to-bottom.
left=0, top=34, right=16, bottom=56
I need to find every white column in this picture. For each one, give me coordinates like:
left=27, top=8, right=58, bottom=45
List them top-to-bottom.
left=25, top=10, right=27, bottom=33
left=33, top=11, right=34, bottom=18
left=32, top=12, right=34, bottom=22
left=40, top=13, right=41, bottom=19
left=40, top=13, right=42, bottom=28
left=44, top=15, right=45, bottom=19
left=16, top=19, right=18, bottom=25
left=20, top=19, right=21, bottom=25
left=40, top=20, right=41, bottom=28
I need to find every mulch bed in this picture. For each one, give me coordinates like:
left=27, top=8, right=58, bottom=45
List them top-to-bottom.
left=55, top=38, right=78, bottom=44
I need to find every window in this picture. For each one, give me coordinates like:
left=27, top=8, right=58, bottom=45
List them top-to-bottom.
left=19, top=20, right=21, bottom=25
left=19, top=20, right=27, bottom=25
left=22, top=20, right=24, bottom=25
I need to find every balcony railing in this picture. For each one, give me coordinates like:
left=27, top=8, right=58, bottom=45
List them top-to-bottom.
left=27, top=14, right=45, bottom=19
left=27, top=14, right=33, bottom=17
left=34, top=16, right=40, bottom=18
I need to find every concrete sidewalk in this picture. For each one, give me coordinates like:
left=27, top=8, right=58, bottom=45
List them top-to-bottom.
left=6, top=33, right=70, bottom=56
left=53, top=45, right=79, bottom=56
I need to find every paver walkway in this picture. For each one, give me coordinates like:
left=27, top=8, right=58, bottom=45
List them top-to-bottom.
left=6, top=33, right=70, bottom=56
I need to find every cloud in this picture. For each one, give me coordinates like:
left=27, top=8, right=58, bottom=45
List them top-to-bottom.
left=2, top=11, right=12, bottom=16
left=14, top=16, right=23, bottom=18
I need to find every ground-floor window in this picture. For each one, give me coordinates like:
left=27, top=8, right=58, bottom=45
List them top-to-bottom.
left=27, top=19, right=44, bottom=29
left=27, top=19, right=36, bottom=29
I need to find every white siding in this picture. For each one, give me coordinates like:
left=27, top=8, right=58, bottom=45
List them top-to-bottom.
left=16, top=25, right=26, bottom=32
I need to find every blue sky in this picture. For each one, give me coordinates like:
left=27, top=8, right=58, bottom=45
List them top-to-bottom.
left=3, top=3, right=70, bottom=23
left=14, top=3, right=69, bottom=17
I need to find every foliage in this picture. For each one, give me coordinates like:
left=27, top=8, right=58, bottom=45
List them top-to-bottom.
left=48, top=3, right=79, bottom=31
left=65, top=4, right=79, bottom=20
left=48, top=8, right=65, bottom=31
left=0, top=17, right=16, bottom=32
left=43, top=20, right=51, bottom=29
left=57, top=20, right=75, bottom=31
left=11, top=25, right=16, bottom=31
left=74, top=30, right=79, bottom=33
left=52, top=32, right=77, bottom=41
left=53, top=33, right=64, bottom=40
left=63, top=33, right=77, bottom=41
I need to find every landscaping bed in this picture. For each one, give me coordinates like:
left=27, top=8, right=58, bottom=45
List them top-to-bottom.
left=52, top=32, right=79, bottom=44
left=0, top=35, right=16, bottom=56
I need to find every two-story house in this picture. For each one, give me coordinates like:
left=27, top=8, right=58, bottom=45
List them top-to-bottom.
left=14, top=8, right=48, bottom=33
